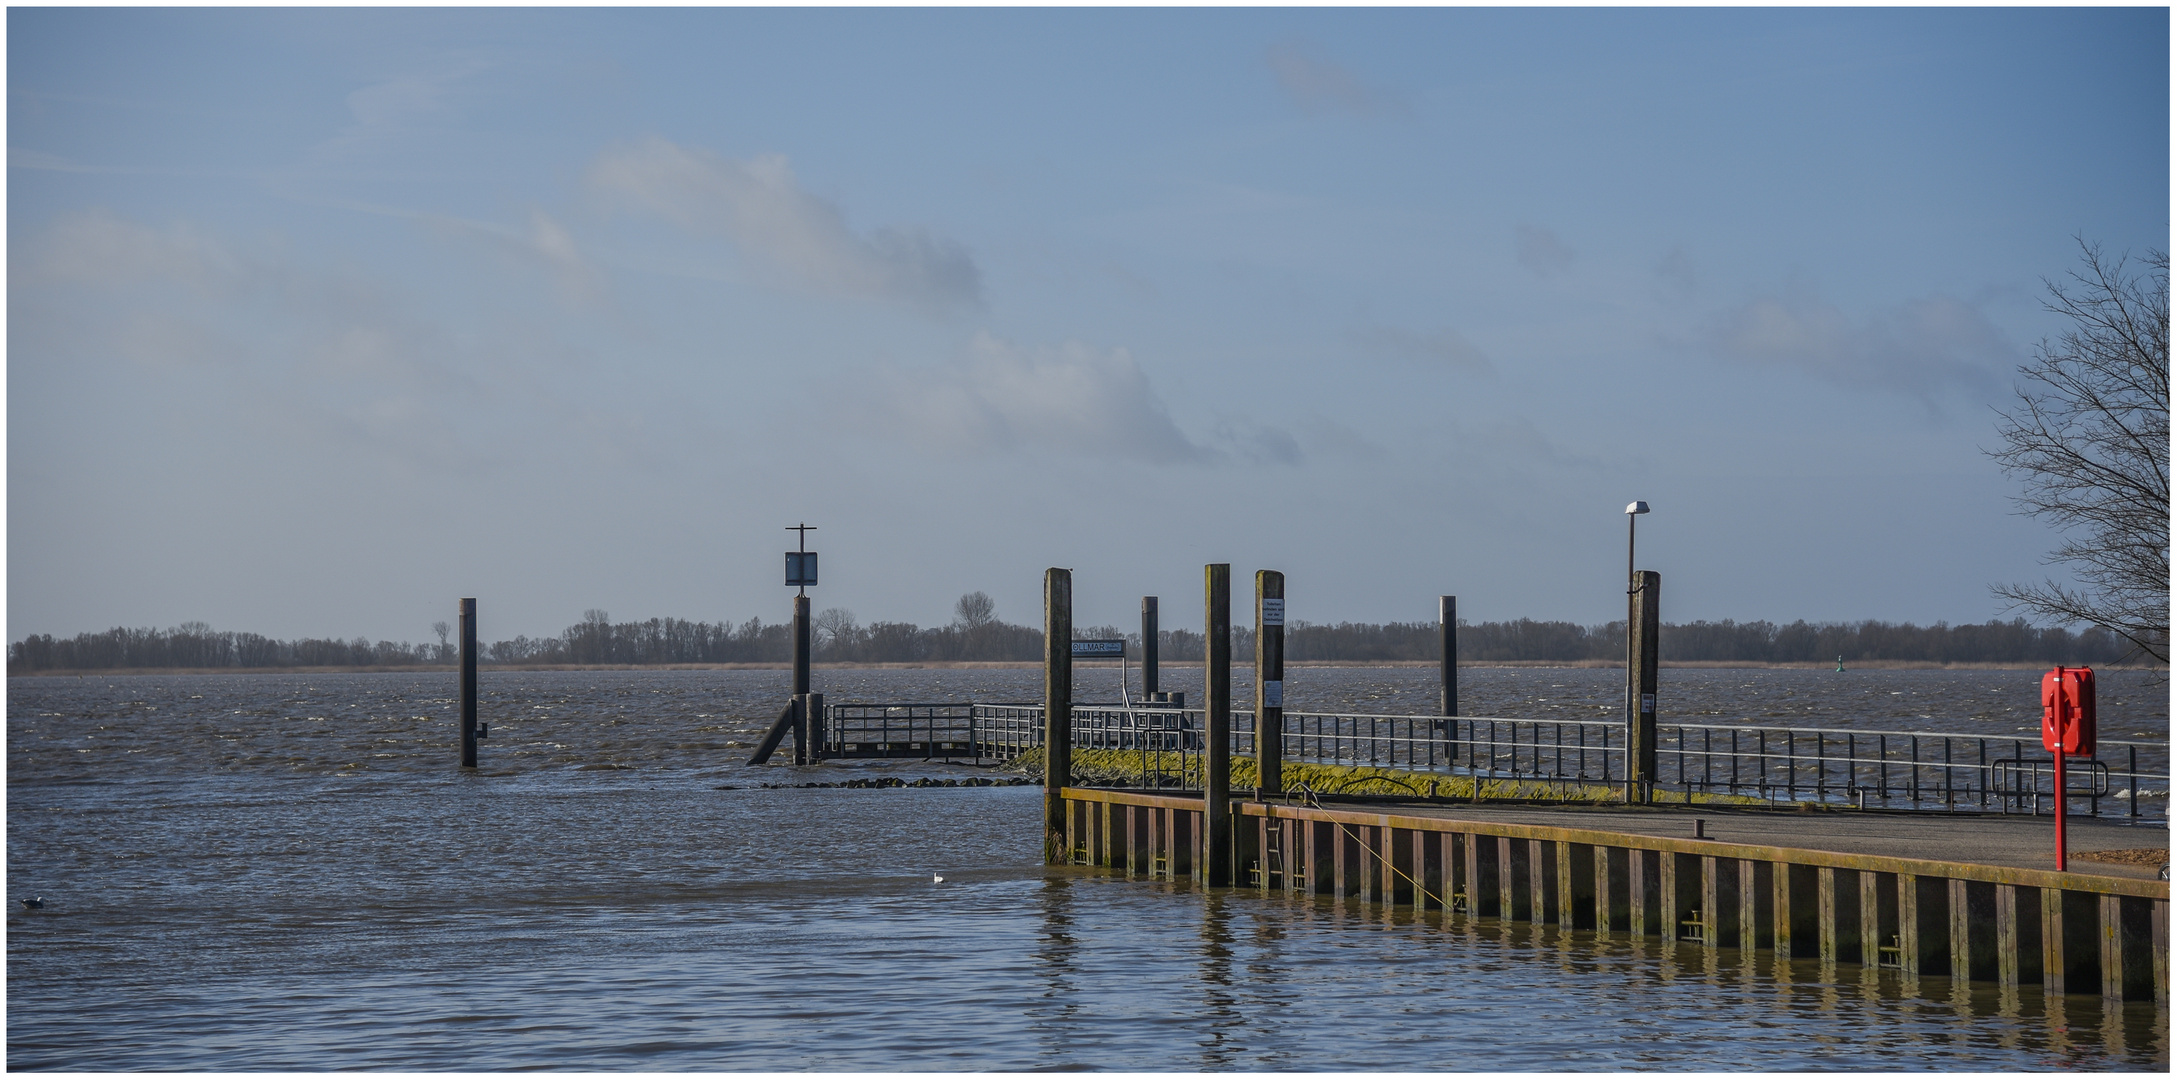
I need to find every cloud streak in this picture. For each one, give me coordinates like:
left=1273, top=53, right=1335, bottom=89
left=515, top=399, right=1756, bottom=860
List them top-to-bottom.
left=1266, top=43, right=1402, bottom=118
left=589, top=136, right=980, bottom=309
left=1516, top=224, right=1575, bottom=278
left=1701, top=286, right=2011, bottom=403
left=1352, top=324, right=1494, bottom=375
left=855, top=333, right=1208, bottom=464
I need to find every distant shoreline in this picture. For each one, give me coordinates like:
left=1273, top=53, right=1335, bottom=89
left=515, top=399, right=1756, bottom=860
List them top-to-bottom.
left=9, top=658, right=2161, bottom=678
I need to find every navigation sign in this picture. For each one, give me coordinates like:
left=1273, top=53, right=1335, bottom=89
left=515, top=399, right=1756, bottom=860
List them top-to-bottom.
left=784, top=523, right=818, bottom=593
left=785, top=551, right=818, bottom=587
left=1260, top=598, right=1285, bottom=626
left=1070, top=639, right=1125, bottom=659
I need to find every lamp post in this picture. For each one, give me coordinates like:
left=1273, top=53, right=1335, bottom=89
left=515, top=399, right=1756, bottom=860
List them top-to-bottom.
left=1624, top=500, right=1649, bottom=802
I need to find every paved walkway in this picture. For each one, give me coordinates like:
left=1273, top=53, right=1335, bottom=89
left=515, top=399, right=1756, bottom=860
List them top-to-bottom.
left=1318, top=800, right=2169, bottom=880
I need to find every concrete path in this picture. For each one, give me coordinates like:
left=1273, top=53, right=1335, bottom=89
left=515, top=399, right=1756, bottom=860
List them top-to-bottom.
left=1326, top=800, right=2169, bottom=880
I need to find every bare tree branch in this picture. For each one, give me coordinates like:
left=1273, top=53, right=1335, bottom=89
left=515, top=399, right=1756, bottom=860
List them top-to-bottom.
left=1988, top=239, right=2169, bottom=664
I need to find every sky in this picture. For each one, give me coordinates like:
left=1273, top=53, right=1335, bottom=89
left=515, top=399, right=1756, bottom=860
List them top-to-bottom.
left=7, top=7, right=2170, bottom=643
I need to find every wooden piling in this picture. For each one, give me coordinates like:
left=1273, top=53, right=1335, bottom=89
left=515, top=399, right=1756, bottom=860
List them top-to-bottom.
left=1203, top=563, right=1232, bottom=887
left=1043, top=568, right=1072, bottom=864
left=1255, top=570, right=1285, bottom=799
left=1628, top=571, right=1661, bottom=801
left=791, top=595, right=812, bottom=765
left=1439, top=595, right=1458, bottom=718
left=1141, top=596, right=1159, bottom=699
left=459, top=597, right=477, bottom=769
left=803, top=693, right=823, bottom=763
left=1499, top=836, right=1516, bottom=920
left=1529, top=839, right=1548, bottom=926
left=1557, top=841, right=1577, bottom=929
left=1594, top=845, right=1616, bottom=932
left=1628, top=849, right=1648, bottom=938
left=1660, top=849, right=1681, bottom=940
left=1701, top=855, right=1721, bottom=947
left=1738, top=860, right=1759, bottom=951
left=1773, top=861, right=1795, bottom=957
left=1818, top=867, right=1838, bottom=965
left=1861, top=871, right=1882, bottom=970
left=1898, top=873, right=1921, bottom=983
left=1948, top=878, right=1971, bottom=980
left=1996, top=884, right=2020, bottom=991
left=2041, top=886, right=2066, bottom=996
left=2099, top=894, right=2124, bottom=1003
left=2154, top=899, right=2169, bottom=1004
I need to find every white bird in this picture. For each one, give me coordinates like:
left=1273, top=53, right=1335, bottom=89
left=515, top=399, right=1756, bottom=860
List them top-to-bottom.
left=932, top=874, right=945, bottom=883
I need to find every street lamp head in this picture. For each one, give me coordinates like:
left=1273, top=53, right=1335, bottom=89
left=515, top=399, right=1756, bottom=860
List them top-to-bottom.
left=1625, top=500, right=1650, bottom=515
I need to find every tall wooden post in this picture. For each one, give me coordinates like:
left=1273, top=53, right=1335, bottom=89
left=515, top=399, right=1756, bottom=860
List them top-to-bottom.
left=1204, top=563, right=1232, bottom=887
left=1043, top=568, right=1073, bottom=864
left=1255, top=570, right=1285, bottom=799
left=1629, top=571, right=1661, bottom=802
left=791, top=594, right=812, bottom=765
left=1440, top=595, right=1458, bottom=717
left=1141, top=596, right=1160, bottom=700
left=459, top=597, right=478, bottom=769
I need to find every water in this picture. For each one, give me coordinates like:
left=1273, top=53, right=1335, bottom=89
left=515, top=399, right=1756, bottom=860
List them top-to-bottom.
left=9, top=667, right=2169, bottom=1069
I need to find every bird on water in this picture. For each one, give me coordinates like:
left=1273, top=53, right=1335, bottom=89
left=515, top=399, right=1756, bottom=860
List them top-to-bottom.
left=932, top=875, right=944, bottom=883
left=20, top=897, right=43, bottom=910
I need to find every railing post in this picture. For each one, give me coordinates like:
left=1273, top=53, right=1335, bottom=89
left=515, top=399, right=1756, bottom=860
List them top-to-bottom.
left=1204, top=563, right=1232, bottom=887
left=1044, top=568, right=1073, bottom=864
left=1255, top=570, right=1285, bottom=799
left=459, top=597, right=478, bottom=770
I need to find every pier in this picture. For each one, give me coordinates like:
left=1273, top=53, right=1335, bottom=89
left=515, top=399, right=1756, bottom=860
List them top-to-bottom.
left=751, top=564, right=2169, bottom=1008
left=1054, top=788, right=2166, bottom=1004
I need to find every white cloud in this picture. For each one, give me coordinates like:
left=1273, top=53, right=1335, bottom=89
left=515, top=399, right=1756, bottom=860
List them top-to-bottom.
left=1267, top=43, right=1402, bottom=118
left=588, top=136, right=979, bottom=309
left=1516, top=224, right=1576, bottom=278
left=1702, top=285, right=2010, bottom=402
left=856, top=333, right=1207, bottom=463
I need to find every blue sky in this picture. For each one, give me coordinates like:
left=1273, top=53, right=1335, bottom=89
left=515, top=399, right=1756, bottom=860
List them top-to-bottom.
left=8, top=7, right=2169, bottom=642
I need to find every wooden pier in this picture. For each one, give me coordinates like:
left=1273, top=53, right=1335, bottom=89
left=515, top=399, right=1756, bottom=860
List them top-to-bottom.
left=1054, top=787, right=2170, bottom=1006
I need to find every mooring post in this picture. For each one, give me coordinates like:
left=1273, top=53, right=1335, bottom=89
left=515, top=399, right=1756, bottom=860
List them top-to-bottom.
left=1204, top=563, right=1232, bottom=887
left=1044, top=568, right=1073, bottom=864
left=1255, top=570, right=1285, bottom=800
left=1628, top=571, right=1661, bottom=803
left=791, top=594, right=812, bottom=764
left=1440, top=595, right=1458, bottom=718
left=1141, top=596, right=1159, bottom=700
left=459, top=597, right=478, bottom=769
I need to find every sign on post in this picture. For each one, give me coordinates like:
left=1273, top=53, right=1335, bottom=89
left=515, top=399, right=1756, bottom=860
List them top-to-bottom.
left=785, top=551, right=818, bottom=588
left=1070, top=639, right=1124, bottom=659
left=2041, top=665, right=2096, bottom=871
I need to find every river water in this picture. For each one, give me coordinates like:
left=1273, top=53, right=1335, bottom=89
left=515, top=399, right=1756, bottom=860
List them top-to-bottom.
left=8, top=666, right=2168, bottom=1069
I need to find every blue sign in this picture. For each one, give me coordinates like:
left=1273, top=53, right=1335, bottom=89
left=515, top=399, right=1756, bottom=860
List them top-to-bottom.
left=785, top=551, right=818, bottom=587
left=1070, top=639, right=1124, bottom=659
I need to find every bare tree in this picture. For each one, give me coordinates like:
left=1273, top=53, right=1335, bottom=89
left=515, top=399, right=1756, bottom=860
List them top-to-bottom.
left=1988, top=241, right=2169, bottom=663
left=954, top=590, right=997, bottom=629
left=813, top=607, right=859, bottom=654
left=432, top=620, right=452, bottom=662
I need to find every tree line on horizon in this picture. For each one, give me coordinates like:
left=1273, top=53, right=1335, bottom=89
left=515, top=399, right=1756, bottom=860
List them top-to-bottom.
left=6, top=594, right=2145, bottom=673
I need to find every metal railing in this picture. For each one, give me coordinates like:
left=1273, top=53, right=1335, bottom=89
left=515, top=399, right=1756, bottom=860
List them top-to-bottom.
left=816, top=700, right=2167, bottom=818
left=1656, top=724, right=2165, bottom=817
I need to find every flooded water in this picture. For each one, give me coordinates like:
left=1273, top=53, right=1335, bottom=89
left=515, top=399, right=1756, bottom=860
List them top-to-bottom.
left=8, top=667, right=2169, bottom=1069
